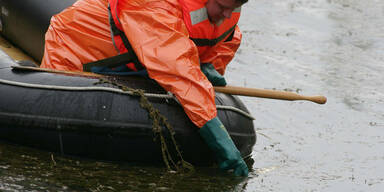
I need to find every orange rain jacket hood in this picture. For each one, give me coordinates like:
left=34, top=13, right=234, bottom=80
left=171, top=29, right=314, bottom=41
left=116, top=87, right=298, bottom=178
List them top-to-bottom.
left=41, top=0, right=242, bottom=128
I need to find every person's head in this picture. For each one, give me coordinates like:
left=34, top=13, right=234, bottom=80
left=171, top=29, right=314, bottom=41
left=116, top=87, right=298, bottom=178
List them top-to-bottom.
left=206, top=0, right=248, bottom=25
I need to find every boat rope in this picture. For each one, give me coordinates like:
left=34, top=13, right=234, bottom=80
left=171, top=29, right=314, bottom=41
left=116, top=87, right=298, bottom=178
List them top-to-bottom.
left=0, top=78, right=255, bottom=120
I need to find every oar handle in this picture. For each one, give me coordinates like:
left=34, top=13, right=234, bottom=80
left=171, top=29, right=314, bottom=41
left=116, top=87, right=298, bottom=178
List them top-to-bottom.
left=214, top=85, right=327, bottom=104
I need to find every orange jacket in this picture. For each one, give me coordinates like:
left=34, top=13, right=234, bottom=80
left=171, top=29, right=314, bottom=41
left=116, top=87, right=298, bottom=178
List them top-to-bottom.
left=41, top=0, right=242, bottom=128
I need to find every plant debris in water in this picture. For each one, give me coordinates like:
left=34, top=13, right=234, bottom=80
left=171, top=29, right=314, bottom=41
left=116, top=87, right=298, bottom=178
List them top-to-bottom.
left=95, top=78, right=194, bottom=174
left=0, top=142, right=247, bottom=192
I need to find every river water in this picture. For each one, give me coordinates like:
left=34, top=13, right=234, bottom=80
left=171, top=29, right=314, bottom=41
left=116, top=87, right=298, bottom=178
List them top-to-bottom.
left=1, top=0, right=383, bottom=191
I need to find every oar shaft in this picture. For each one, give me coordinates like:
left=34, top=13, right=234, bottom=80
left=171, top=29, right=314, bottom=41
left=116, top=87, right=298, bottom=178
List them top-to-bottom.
left=12, top=66, right=327, bottom=104
left=214, top=86, right=327, bottom=104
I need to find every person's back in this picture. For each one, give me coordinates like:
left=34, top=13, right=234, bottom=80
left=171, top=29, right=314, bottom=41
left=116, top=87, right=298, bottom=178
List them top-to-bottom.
left=41, top=0, right=118, bottom=71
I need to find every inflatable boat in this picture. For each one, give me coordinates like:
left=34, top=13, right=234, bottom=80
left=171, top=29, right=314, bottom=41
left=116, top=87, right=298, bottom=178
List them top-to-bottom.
left=0, top=0, right=256, bottom=165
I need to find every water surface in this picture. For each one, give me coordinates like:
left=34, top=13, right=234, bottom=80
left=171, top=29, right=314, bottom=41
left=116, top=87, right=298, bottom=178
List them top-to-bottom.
left=1, top=0, right=384, bottom=191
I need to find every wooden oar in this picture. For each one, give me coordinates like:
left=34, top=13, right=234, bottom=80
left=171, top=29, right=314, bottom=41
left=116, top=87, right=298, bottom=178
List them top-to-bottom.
left=11, top=65, right=327, bottom=104
left=214, top=86, right=327, bottom=104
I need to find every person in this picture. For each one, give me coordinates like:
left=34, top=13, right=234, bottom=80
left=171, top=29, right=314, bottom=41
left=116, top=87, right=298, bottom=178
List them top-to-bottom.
left=41, top=0, right=249, bottom=176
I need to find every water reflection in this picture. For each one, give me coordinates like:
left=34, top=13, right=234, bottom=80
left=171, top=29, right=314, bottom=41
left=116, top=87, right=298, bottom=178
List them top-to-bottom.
left=234, top=0, right=384, bottom=191
left=322, top=0, right=383, bottom=113
left=0, top=142, right=251, bottom=191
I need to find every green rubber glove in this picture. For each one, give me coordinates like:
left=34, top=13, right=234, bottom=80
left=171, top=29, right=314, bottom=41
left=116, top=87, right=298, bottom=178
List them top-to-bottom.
left=200, top=63, right=227, bottom=86
left=199, top=117, right=249, bottom=176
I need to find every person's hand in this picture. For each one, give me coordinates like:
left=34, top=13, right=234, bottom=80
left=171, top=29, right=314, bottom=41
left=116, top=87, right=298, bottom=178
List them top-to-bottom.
left=200, top=63, right=227, bottom=86
left=199, top=117, right=249, bottom=176
left=219, top=154, right=249, bottom=176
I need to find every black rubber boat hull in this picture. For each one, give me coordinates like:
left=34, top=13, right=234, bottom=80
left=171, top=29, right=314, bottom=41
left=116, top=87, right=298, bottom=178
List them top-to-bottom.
left=0, top=52, right=256, bottom=164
